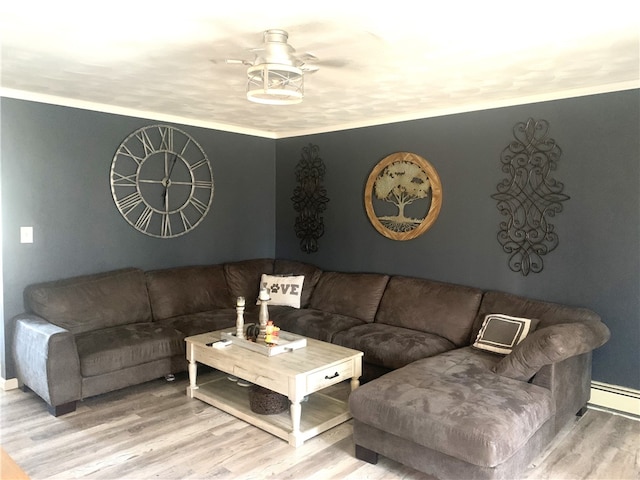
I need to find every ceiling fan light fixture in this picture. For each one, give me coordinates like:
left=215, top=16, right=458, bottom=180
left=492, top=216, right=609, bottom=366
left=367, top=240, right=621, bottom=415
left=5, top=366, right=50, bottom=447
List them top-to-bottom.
left=246, top=63, right=303, bottom=105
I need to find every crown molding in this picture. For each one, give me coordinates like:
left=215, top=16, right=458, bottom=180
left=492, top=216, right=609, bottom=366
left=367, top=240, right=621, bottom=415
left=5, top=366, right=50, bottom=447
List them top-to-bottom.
left=3, top=82, right=638, bottom=140
left=0, top=88, right=278, bottom=139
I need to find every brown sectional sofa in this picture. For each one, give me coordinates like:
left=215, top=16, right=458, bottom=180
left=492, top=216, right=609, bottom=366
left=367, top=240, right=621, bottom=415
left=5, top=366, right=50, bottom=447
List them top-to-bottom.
left=12, top=258, right=610, bottom=479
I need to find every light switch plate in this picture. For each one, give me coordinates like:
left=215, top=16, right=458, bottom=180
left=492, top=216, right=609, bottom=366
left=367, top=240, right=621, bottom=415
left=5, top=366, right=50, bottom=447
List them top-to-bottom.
left=20, top=226, right=33, bottom=244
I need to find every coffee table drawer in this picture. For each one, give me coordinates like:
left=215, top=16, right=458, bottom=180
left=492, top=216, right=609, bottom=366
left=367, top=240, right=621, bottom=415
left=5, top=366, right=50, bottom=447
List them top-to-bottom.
left=307, top=360, right=354, bottom=393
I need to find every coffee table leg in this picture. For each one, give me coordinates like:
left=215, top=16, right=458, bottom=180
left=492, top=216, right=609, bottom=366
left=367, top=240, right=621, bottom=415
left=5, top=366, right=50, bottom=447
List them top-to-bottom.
left=188, top=344, right=199, bottom=398
left=350, top=377, right=360, bottom=391
left=289, top=400, right=303, bottom=447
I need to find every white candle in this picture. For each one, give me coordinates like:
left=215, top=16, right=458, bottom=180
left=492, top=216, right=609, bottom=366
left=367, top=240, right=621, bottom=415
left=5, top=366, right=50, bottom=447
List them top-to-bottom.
left=258, top=288, right=270, bottom=301
left=237, top=296, right=245, bottom=307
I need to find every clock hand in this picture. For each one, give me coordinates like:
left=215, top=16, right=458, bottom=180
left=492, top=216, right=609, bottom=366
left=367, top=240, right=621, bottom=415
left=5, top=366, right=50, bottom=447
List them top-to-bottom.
left=162, top=154, right=178, bottom=209
left=167, top=154, right=178, bottom=178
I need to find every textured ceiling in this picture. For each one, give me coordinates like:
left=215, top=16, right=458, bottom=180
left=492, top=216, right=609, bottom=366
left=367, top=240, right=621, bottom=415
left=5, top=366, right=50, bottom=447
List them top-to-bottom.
left=1, top=2, right=638, bottom=138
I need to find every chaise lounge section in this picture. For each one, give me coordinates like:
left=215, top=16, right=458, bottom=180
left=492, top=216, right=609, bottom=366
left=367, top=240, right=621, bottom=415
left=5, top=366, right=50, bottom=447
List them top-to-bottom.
left=348, top=290, right=610, bottom=479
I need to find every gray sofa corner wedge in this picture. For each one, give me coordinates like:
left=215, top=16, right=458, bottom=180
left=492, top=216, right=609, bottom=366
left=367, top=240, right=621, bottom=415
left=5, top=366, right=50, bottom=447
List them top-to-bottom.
left=12, top=258, right=610, bottom=479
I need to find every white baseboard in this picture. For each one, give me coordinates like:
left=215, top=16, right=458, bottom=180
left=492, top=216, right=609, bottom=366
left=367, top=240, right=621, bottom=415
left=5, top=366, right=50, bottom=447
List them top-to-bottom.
left=1, top=377, right=19, bottom=391
left=589, top=381, right=640, bottom=418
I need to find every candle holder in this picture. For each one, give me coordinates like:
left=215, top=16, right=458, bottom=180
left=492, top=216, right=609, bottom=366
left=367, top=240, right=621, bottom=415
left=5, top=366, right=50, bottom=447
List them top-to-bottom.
left=258, top=287, right=271, bottom=343
left=235, top=296, right=245, bottom=339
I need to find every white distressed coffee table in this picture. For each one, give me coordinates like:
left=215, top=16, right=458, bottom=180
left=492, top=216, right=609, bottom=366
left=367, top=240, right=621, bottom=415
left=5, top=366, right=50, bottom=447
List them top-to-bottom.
left=185, top=329, right=363, bottom=447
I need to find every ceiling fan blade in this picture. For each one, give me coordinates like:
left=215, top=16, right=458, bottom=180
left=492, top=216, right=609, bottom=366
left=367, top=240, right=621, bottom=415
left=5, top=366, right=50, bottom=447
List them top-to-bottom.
left=296, top=51, right=350, bottom=69
left=297, top=52, right=318, bottom=63
left=210, top=58, right=252, bottom=66
left=318, top=58, right=351, bottom=68
left=225, top=59, right=252, bottom=66
left=299, top=64, right=320, bottom=73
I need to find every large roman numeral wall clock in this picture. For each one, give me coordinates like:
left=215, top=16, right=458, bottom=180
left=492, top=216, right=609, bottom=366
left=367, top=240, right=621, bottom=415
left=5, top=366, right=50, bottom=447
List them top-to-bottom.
left=110, top=125, right=214, bottom=238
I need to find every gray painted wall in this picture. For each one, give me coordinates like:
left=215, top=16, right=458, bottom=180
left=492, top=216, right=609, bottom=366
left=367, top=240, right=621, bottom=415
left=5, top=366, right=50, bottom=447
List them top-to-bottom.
left=275, top=90, right=640, bottom=390
left=2, top=91, right=638, bottom=390
left=1, top=98, right=276, bottom=378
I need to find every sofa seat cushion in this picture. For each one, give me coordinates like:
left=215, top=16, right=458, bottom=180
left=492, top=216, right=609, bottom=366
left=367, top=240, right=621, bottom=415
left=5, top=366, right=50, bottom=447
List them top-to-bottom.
left=270, top=307, right=365, bottom=343
left=157, top=309, right=238, bottom=337
left=76, top=323, right=184, bottom=377
left=333, top=323, right=456, bottom=370
left=349, top=347, right=555, bottom=468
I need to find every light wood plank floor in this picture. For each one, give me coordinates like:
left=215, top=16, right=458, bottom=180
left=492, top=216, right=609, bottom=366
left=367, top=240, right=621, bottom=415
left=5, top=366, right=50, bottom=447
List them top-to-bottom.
left=1, top=371, right=638, bottom=480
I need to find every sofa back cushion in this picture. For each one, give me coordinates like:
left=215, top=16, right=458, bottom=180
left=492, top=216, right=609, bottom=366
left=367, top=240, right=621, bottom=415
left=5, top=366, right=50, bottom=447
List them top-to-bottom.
left=224, top=258, right=274, bottom=304
left=273, top=259, right=323, bottom=308
left=145, top=265, right=233, bottom=320
left=24, top=268, right=151, bottom=335
left=309, top=271, right=389, bottom=323
left=375, top=276, right=483, bottom=347
left=471, top=290, right=602, bottom=343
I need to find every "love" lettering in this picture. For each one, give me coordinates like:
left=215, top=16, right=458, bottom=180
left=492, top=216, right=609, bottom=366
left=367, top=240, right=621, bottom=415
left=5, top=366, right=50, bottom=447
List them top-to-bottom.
left=263, top=282, right=301, bottom=296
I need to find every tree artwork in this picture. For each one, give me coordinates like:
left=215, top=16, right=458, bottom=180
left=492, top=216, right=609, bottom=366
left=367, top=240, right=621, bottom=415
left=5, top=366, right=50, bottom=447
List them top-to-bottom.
left=364, top=152, right=442, bottom=241
left=373, top=161, right=431, bottom=232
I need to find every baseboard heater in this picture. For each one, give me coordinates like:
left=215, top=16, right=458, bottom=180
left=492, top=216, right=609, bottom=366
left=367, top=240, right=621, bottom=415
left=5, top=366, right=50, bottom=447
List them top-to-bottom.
left=589, top=381, right=640, bottom=418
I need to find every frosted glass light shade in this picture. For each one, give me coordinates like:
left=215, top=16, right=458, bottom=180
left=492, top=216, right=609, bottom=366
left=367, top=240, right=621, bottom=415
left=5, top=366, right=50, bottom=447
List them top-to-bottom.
left=247, top=64, right=303, bottom=105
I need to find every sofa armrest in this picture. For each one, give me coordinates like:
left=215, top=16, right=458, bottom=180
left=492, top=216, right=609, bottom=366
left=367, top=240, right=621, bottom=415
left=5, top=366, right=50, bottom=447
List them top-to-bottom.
left=12, top=314, right=81, bottom=408
left=492, top=321, right=610, bottom=381
left=492, top=321, right=610, bottom=430
left=531, top=352, right=592, bottom=430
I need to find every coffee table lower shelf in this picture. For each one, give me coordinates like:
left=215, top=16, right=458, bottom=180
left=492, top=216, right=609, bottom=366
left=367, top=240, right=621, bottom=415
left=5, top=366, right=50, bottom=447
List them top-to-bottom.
left=190, top=372, right=352, bottom=446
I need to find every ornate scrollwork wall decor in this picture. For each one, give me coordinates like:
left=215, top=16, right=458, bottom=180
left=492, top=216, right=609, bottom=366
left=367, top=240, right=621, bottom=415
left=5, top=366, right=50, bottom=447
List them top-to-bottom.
left=491, top=119, right=570, bottom=275
left=291, top=144, right=329, bottom=253
left=364, top=152, right=442, bottom=241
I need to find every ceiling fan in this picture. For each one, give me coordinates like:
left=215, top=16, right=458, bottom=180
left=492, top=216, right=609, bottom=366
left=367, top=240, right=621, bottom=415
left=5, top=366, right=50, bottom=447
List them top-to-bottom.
left=219, top=29, right=340, bottom=105
left=225, top=29, right=322, bottom=72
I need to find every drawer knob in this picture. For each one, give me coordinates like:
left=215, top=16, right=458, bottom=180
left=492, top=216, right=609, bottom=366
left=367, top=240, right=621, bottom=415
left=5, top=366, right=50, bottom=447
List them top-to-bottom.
left=325, top=372, right=339, bottom=380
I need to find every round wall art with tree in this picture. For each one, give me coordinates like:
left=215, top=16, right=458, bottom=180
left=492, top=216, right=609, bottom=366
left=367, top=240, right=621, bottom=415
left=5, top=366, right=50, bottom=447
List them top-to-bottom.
left=364, top=152, right=442, bottom=241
